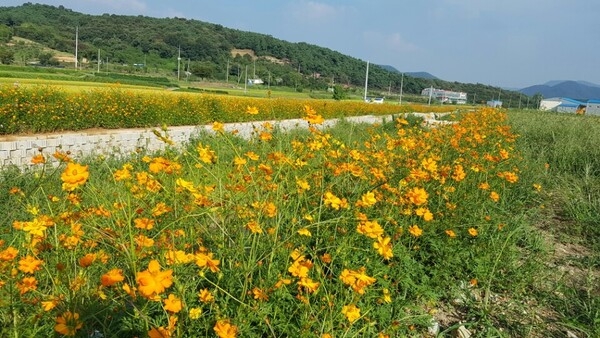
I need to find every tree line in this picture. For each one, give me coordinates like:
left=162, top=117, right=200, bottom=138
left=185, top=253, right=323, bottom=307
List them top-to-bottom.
left=0, top=3, right=534, bottom=106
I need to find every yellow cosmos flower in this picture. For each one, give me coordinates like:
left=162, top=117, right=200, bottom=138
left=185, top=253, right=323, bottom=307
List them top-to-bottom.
left=302, top=105, right=325, bottom=124
left=246, top=106, right=259, bottom=115
left=212, top=121, right=225, bottom=133
left=61, top=162, right=89, bottom=191
left=356, top=190, right=377, bottom=207
left=323, top=191, right=348, bottom=210
left=297, top=228, right=312, bottom=237
left=468, top=228, right=478, bottom=237
left=373, top=236, right=394, bottom=260
left=341, top=304, right=361, bottom=323
left=189, top=307, right=202, bottom=320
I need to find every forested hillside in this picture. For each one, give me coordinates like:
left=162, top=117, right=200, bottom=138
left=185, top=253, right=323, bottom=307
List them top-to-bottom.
left=0, top=3, right=532, bottom=105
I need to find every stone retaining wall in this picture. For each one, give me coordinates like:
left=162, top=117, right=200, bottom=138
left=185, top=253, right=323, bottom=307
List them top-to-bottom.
left=1, top=114, right=405, bottom=169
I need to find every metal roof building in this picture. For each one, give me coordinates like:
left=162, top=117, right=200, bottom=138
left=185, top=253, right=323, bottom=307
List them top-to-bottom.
left=540, top=97, right=586, bottom=113
left=587, top=99, right=600, bottom=115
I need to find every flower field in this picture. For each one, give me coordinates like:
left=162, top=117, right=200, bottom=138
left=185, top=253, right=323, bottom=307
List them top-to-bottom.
left=0, top=84, right=452, bottom=135
left=0, top=103, right=548, bottom=337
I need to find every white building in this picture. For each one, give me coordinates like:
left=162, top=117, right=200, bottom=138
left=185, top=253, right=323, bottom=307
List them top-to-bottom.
left=248, top=78, right=264, bottom=85
left=421, top=87, right=467, bottom=104
left=540, top=97, right=586, bottom=114
left=487, top=100, right=503, bottom=108
left=586, top=100, right=600, bottom=115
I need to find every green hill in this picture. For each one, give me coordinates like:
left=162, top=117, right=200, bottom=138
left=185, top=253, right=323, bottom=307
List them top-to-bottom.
left=0, top=3, right=531, bottom=106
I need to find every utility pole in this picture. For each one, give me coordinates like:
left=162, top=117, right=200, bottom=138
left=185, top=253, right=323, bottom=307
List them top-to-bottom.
left=75, top=26, right=78, bottom=70
left=177, top=46, right=181, bottom=81
left=97, top=49, right=101, bottom=73
left=226, top=59, right=229, bottom=83
left=363, top=61, right=369, bottom=101
left=244, top=65, right=248, bottom=94
left=399, top=72, right=404, bottom=105
left=428, top=86, right=433, bottom=105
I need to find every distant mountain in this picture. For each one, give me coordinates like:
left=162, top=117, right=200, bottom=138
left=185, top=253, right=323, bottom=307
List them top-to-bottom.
left=379, top=65, right=438, bottom=80
left=519, top=80, right=600, bottom=100
left=543, top=80, right=600, bottom=88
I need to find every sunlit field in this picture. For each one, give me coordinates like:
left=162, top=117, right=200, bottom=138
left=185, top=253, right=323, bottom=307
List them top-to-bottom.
left=0, top=80, right=598, bottom=337
left=0, top=84, right=453, bottom=135
left=0, top=104, right=548, bottom=337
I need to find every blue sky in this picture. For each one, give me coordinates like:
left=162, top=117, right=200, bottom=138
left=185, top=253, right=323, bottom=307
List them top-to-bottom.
left=3, top=0, right=599, bottom=88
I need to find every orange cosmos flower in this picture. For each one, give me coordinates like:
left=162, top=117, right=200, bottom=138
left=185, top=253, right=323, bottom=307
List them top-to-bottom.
left=53, top=150, right=72, bottom=162
left=31, top=154, right=46, bottom=164
left=61, top=162, right=89, bottom=191
left=405, top=187, right=428, bottom=206
left=489, top=191, right=500, bottom=202
left=152, top=202, right=172, bottom=217
left=134, top=217, right=155, bottom=230
left=246, top=220, right=263, bottom=234
left=356, top=220, right=384, bottom=239
left=408, top=225, right=423, bottom=237
left=468, top=228, right=478, bottom=237
left=445, top=230, right=457, bottom=238
left=0, top=246, right=18, bottom=261
left=195, top=252, right=221, bottom=272
left=79, top=253, right=96, bottom=268
left=18, top=255, right=43, bottom=274
left=288, top=256, right=313, bottom=278
left=135, top=260, right=173, bottom=299
left=340, top=267, right=376, bottom=294
left=101, top=269, right=125, bottom=287
left=17, top=276, right=38, bottom=294
left=298, top=277, right=320, bottom=293
left=251, top=287, right=269, bottom=301
left=198, top=288, right=215, bottom=303
left=163, top=294, right=183, bottom=313
left=341, top=304, right=361, bottom=323
left=54, top=311, right=83, bottom=337
left=214, top=319, right=238, bottom=338
left=148, top=327, right=171, bottom=338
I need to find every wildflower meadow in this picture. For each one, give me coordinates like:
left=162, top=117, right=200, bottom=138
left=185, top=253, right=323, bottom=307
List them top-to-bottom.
left=0, top=100, right=555, bottom=338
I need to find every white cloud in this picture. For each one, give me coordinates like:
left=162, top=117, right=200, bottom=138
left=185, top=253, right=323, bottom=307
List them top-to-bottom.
left=82, top=0, right=148, bottom=14
left=289, top=1, right=354, bottom=24
left=304, top=1, right=337, bottom=20
left=362, top=31, right=419, bottom=54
